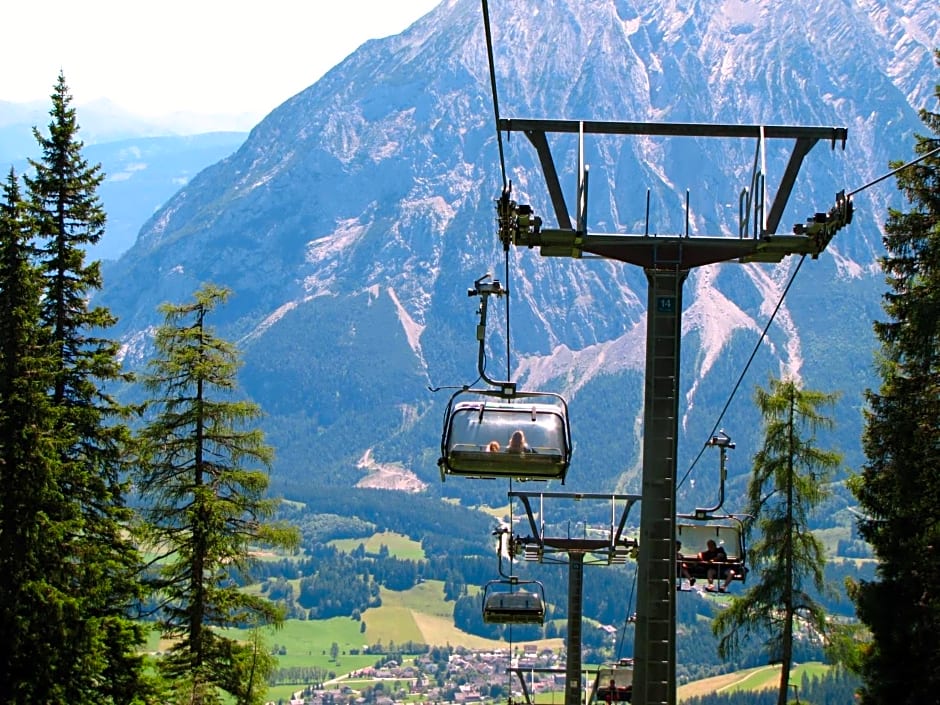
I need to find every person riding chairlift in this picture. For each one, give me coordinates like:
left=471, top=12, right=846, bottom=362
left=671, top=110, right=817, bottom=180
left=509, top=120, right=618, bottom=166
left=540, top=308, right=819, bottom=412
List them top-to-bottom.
left=507, top=430, right=530, bottom=453
left=699, top=539, right=732, bottom=592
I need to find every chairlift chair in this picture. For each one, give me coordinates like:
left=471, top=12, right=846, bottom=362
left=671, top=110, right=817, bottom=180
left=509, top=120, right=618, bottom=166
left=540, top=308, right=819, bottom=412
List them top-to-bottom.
left=439, top=388, right=572, bottom=482
left=675, top=430, right=747, bottom=588
left=676, top=516, right=748, bottom=586
left=481, top=578, right=546, bottom=624
left=595, top=658, right=634, bottom=702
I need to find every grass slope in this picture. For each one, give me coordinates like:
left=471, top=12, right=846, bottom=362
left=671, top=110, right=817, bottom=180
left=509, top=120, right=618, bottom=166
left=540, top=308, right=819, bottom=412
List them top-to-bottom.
left=330, top=531, right=425, bottom=560
left=365, top=581, right=563, bottom=650
left=677, top=662, right=829, bottom=700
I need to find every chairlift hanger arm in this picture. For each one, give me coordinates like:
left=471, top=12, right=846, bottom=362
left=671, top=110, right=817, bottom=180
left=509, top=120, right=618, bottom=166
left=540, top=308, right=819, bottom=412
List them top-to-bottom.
left=467, top=274, right=515, bottom=394
left=692, top=431, right=735, bottom=517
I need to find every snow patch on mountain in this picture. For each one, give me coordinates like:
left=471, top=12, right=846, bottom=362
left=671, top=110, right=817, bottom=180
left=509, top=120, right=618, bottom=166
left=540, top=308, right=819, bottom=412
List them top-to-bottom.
left=303, top=217, right=370, bottom=295
left=306, top=218, right=368, bottom=264
left=829, top=248, right=868, bottom=279
left=242, top=300, right=301, bottom=344
left=117, top=326, right=156, bottom=365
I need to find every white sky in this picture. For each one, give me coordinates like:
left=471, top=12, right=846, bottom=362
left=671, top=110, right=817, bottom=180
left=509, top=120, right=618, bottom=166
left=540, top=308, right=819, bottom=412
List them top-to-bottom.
left=2, top=0, right=441, bottom=122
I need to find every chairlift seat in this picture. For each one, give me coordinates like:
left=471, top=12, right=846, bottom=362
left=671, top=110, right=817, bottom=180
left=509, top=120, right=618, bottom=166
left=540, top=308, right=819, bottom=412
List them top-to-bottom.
left=440, top=395, right=571, bottom=482
left=677, top=520, right=748, bottom=584
left=482, top=589, right=546, bottom=624
left=596, top=658, right=634, bottom=702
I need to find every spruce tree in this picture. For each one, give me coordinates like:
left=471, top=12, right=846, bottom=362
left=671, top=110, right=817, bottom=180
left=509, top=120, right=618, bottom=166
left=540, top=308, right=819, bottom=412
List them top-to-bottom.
left=851, top=50, right=940, bottom=705
left=22, top=73, right=146, bottom=704
left=0, top=168, right=69, bottom=703
left=136, top=284, right=299, bottom=705
left=712, top=377, right=841, bottom=705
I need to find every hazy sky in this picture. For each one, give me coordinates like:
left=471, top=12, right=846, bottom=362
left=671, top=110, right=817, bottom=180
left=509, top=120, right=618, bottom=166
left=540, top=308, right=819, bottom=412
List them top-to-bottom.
left=2, top=0, right=441, bottom=122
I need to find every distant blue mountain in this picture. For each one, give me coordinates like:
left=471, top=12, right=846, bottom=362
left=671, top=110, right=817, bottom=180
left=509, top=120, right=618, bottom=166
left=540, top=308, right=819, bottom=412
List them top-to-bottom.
left=1, top=100, right=248, bottom=261
left=86, top=133, right=247, bottom=260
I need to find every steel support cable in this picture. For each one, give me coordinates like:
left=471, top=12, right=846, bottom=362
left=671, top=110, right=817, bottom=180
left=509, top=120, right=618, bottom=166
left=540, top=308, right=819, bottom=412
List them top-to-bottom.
left=481, top=0, right=508, bottom=190
left=477, top=3, right=521, bottom=533
left=679, top=144, right=940, bottom=490
left=846, top=145, right=940, bottom=198
left=677, top=254, right=807, bottom=491
left=506, top=476, right=514, bottom=689
left=615, top=565, right=638, bottom=662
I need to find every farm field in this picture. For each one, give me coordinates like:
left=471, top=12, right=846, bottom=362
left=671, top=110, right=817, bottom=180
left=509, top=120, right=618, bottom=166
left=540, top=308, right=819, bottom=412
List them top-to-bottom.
left=330, top=531, right=425, bottom=560
left=142, top=548, right=831, bottom=704
left=213, top=579, right=560, bottom=664
left=364, top=581, right=562, bottom=650
left=677, top=662, right=829, bottom=700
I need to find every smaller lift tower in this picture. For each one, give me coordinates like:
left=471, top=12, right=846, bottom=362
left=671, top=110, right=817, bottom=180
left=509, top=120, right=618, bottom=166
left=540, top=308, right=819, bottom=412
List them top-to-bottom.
left=495, top=119, right=851, bottom=705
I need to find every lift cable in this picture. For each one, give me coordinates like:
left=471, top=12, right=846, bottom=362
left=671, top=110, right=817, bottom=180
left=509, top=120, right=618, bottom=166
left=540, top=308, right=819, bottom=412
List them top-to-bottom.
left=481, top=0, right=508, bottom=191
left=481, top=0, right=517, bottom=425
left=679, top=144, right=940, bottom=491
left=846, top=145, right=940, bottom=198
left=504, top=244, right=513, bottom=384
left=677, top=254, right=807, bottom=491
left=503, top=479, right=515, bottom=684
left=614, top=565, right=638, bottom=661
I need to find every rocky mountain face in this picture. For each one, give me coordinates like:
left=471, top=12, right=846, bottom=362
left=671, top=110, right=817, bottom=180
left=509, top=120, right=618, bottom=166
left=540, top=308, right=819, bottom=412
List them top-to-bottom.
left=96, top=0, right=939, bottom=512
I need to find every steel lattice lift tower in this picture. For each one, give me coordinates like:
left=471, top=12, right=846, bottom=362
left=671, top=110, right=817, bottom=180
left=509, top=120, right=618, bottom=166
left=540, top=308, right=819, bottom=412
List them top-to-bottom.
left=494, top=118, right=851, bottom=705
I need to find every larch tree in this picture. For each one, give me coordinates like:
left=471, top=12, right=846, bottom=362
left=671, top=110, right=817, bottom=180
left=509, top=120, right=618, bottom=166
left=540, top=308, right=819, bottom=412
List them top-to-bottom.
left=851, top=50, right=940, bottom=705
left=21, top=73, right=147, bottom=704
left=135, top=284, right=299, bottom=705
left=712, top=377, right=841, bottom=705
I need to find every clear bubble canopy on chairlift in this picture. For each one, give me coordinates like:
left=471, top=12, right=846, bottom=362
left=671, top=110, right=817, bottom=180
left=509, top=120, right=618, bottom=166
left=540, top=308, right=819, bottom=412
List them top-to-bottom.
left=438, top=274, right=573, bottom=483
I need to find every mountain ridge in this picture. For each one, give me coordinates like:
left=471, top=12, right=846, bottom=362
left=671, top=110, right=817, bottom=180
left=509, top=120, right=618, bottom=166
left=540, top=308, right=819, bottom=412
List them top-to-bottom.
left=95, top=0, right=939, bottom=508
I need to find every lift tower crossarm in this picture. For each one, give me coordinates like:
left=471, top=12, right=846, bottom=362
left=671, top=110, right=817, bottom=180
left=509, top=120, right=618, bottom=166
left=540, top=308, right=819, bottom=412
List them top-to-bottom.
left=498, top=118, right=848, bottom=258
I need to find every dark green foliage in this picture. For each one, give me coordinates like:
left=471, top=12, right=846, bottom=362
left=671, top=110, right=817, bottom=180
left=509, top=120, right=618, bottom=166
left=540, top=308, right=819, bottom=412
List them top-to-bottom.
left=851, top=50, right=940, bottom=705
left=1, top=75, right=148, bottom=704
left=0, top=167, right=65, bottom=703
left=135, top=283, right=300, bottom=704
left=713, top=377, right=841, bottom=705
left=275, top=484, right=495, bottom=552
left=289, top=510, right=377, bottom=543
left=298, top=564, right=381, bottom=618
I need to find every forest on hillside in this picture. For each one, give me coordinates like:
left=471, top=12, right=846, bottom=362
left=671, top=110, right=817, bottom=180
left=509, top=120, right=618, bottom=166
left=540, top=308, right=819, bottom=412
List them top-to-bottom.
left=216, top=493, right=877, bottom=683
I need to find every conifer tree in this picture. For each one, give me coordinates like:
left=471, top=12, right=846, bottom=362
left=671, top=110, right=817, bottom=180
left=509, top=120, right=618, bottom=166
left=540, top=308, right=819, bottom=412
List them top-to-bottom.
left=851, top=50, right=940, bottom=705
left=21, top=73, right=146, bottom=704
left=0, top=168, right=69, bottom=703
left=136, top=284, right=299, bottom=705
left=712, top=377, right=841, bottom=705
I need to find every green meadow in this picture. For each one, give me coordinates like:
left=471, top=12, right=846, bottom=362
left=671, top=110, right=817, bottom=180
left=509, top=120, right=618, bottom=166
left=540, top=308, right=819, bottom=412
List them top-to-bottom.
left=142, top=530, right=831, bottom=703
left=330, top=531, right=425, bottom=560
left=677, top=662, right=830, bottom=700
